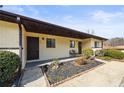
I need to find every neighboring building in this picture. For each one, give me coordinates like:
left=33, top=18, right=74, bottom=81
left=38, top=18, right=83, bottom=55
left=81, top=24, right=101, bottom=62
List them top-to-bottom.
left=0, top=10, right=107, bottom=69
left=103, top=40, right=111, bottom=49
left=114, top=45, right=124, bottom=52
left=111, top=46, right=124, bottom=52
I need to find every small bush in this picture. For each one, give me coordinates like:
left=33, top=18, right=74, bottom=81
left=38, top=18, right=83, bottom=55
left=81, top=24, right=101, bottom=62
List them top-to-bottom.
left=82, top=48, right=94, bottom=58
left=96, top=49, right=124, bottom=59
left=104, top=49, right=124, bottom=59
left=95, top=50, right=104, bottom=56
left=0, top=51, right=20, bottom=85
left=97, top=56, right=112, bottom=60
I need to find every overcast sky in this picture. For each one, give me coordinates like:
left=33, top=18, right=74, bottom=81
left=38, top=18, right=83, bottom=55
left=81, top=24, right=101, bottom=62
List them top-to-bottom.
left=1, top=5, right=124, bottom=39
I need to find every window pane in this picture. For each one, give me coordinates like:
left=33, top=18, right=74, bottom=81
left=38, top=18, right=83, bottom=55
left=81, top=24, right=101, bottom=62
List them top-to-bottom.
left=46, top=38, right=55, bottom=48
left=46, top=39, right=50, bottom=47
left=51, top=39, right=55, bottom=48
left=70, top=40, right=75, bottom=48
left=94, top=41, right=100, bottom=48
left=95, top=41, right=97, bottom=48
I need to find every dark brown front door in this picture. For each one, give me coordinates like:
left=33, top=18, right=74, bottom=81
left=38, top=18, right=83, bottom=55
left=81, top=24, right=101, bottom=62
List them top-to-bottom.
left=27, top=37, right=39, bottom=60
left=78, top=42, right=82, bottom=54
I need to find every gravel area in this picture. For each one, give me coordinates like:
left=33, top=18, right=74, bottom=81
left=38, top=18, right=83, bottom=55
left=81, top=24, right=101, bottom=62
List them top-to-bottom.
left=42, top=60, right=103, bottom=85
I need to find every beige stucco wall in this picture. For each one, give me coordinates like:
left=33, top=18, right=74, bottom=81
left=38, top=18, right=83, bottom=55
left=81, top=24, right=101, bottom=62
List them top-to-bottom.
left=0, top=20, right=19, bottom=48
left=0, top=20, right=26, bottom=69
left=0, top=20, right=20, bottom=57
left=25, top=32, right=104, bottom=62
left=82, top=38, right=92, bottom=48
left=82, top=38, right=103, bottom=55
left=91, top=38, right=102, bottom=48
left=91, top=38, right=103, bottom=52
left=0, top=49, right=19, bottom=55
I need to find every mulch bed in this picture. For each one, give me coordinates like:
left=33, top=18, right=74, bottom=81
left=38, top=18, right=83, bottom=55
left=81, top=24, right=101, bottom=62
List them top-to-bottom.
left=41, top=60, right=103, bottom=86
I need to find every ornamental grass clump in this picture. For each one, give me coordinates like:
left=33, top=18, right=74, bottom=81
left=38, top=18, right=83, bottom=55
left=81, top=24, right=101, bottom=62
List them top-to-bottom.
left=75, top=56, right=87, bottom=66
left=51, top=58, right=60, bottom=70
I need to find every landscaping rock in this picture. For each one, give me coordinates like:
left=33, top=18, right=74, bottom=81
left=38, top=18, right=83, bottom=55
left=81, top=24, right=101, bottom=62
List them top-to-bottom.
left=42, top=60, right=103, bottom=85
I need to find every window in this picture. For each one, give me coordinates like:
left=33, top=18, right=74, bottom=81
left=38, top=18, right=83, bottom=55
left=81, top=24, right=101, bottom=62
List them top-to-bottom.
left=46, top=38, right=55, bottom=48
left=70, top=40, right=75, bottom=48
left=94, top=41, right=100, bottom=48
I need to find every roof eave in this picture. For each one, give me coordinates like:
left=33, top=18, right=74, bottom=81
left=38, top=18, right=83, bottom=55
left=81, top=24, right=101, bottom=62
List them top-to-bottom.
left=0, top=10, right=108, bottom=40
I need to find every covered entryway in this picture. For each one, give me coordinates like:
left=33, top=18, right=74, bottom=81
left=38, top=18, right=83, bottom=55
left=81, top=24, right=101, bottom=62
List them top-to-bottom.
left=27, top=36, right=39, bottom=60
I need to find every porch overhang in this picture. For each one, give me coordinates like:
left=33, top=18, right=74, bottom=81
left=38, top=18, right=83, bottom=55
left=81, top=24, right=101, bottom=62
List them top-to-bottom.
left=0, top=10, right=108, bottom=40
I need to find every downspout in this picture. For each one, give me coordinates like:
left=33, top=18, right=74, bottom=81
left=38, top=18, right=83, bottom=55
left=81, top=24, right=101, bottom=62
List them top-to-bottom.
left=14, top=16, right=23, bottom=87
left=17, top=17, right=22, bottom=69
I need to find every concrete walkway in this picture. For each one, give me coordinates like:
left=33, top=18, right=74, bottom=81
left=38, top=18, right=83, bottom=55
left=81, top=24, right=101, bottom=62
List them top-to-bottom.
left=20, top=57, right=80, bottom=87
left=20, top=60, right=124, bottom=87
left=58, top=61, right=124, bottom=87
left=20, top=67, right=47, bottom=87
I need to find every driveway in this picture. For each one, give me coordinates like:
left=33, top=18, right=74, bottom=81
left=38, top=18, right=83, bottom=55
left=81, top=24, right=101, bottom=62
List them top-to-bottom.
left=20, top=60, right=124, bottom=87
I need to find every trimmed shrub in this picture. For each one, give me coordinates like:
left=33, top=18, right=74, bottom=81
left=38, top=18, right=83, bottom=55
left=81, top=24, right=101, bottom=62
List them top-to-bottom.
left=82, top=48, right=94, bottom=58
left=95, top=49, right=107, bottom=57
left=96, top=49, right=124, bottom=59
left=104, top=49, right=124, bottom=59
left=0, top=51, right=20, bottom=85
left=97, top=56, right=112, bottom=60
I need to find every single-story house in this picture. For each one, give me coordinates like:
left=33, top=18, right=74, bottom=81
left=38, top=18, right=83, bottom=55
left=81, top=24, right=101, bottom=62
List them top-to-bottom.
left=0, top=10, right=107, bottom=69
